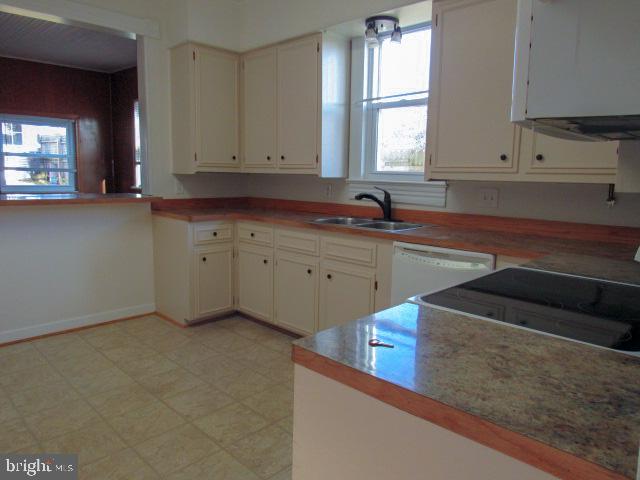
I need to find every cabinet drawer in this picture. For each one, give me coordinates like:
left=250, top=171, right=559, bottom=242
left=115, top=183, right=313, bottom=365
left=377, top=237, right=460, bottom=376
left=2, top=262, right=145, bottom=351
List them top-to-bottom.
left=238, top=222, right=274, bottom=246
left=193, top=223, right=234, bottom=245
left=276, top=229, right=319, bottom=255
left=321, top=236, right=377, bottom=267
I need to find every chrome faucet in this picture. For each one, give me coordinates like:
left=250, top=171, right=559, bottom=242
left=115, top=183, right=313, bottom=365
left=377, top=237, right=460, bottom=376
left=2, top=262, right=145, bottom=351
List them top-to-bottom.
left=354, top=186, right=398, bottom=222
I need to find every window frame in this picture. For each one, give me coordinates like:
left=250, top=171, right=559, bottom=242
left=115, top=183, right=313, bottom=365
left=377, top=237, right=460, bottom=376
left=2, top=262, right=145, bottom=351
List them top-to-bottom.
left=363, top=22, right=431, bottom=180
left=0, top=114, right=77, bottom=194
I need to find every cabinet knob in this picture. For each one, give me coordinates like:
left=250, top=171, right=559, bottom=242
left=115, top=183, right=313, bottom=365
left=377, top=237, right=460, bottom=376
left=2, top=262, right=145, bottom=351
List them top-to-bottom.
left=500, top=154, right=508, bottom=161
left=536, top=154, right=545, bottom=161
left=232, top=155, right=237, bottom=160
left=280, top=155, right=285, bottom=160
left=267, top=156, right=271, bottom=161
left=212, top=231, right=217, bottom=237
left=250, top=232, right=255, bottom=237
left=202, top=257, right=207, bottom=262
left=263, top=259, right=268, bottom=264
left=307, top=269, right=312, bottom=274
left=327, top=274, right=332, bottom=280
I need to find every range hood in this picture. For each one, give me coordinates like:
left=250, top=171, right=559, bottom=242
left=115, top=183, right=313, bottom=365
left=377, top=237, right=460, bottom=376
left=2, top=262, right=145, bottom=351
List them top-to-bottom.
left=511, top=0, right=640, bottom=141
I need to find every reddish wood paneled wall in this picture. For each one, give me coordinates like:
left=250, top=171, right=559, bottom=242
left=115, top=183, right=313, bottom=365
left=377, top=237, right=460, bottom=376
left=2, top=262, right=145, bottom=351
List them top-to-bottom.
left=0, top=57, right=113, bottom=193
left=110, top=67, right=138, bottom=193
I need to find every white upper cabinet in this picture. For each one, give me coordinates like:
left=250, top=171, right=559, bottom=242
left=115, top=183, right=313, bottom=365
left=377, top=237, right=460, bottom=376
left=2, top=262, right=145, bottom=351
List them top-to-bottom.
left=427, top=0, right=620, bottom=183
left=427, top=0, right=518, bottom=175
left=240, top=33, right=350, bottom=177
left=277, top=36, right=319, bottom=169
left=171, top=43, right=240, bottom=174
left=242, top=48, right=277, bottom=169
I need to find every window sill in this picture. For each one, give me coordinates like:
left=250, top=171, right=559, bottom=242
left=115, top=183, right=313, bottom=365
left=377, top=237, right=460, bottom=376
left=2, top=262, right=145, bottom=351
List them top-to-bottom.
left=346, top=178, right=447, bottom=207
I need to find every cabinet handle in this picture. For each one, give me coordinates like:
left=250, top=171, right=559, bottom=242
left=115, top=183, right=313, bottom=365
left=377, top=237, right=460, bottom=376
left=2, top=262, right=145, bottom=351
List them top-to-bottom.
left=500, top=154, right=508, bottom=161
left=536, top=154, right=545, bottom=161
left=250, top=232, right=255, bottom=237
left=202, top=257, right=207, bottom=262
left=263, top=259, right=268, bottom=264
left=307, top=269, right=312, bottom=274
left=327, top=274, right=332, bottom=280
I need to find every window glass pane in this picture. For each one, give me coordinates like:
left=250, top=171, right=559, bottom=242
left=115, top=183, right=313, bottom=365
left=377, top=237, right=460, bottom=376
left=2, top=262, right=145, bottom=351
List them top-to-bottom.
left=378, top=28, right=431, bottom=98
left=133, top=101, right=142, bottom=188
left=375, top=105, right=427, bottom=172
left=1, top=122, right=68, bottom=155
left=4, top=155, right=72, bottom=170
left=3, top=168, right=72, bottom=187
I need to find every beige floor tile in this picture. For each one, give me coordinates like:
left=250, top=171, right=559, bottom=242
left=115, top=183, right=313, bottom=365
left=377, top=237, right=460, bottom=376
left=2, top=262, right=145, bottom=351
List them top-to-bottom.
left=118, top=316, right=173, bottom=336
left=225, top=320, right=276, bottom=341
left=78, top=322, right=124, bottom=339
left=83, top=329, right=137, bottom=350
left=140, top=330, right=193, bottom=353
left=199, top=330, right=256, bottom=354
left=34, top=334, right=94, bottom=363
left=260, top=334, right=296, bottom=356
left=0, top=341, right=38, bottom=359
left=164, top=341, right=219, bottom=369
left=99, top=342, right=158, bottom=363
left=232, top=343, right=282, bottom=365
left=0, top=348, right=47, bottom=376
left=53, top=350, right=115, bottom=378
left=114, top=353, right=179, bottom=379
left=186, top=356, right=245, bottom=382
left=257, top=356, right=295, bottom=384
left=0, top=362, right=65, bottom=395
left=67, top=366, right=135, bottom=397
left=136, top=367, right=206, bottom=399
left=215, top=368, right=278, bottom=400
left=11, top=380, right=79, bottom=416
left=86, top=383, right=157, bottom=417
left=163, top=383, right=234, bottom=421
left=242, top=385, right=293, bottom=422
left=0, top=395, right=21, bottom=423
left=23, top=398, right=100, bottom=441
left=107, top=402, right=185, bottom=445
left=193, top=402, right=269, bottom=447
left=275, top=416, right=293, bottom=434
left=0, top=418, right=38, bottom=453
left=42, top=419, right=127, bottom=465
left=135, top=424, right=219, bottom=475
left=227, top=425, right=292, bottom=479
left=79, top=448, right=159, bottom=480
left=165, top=450, right=259, bottom=480
left=269, top=466, right=292, bottom=480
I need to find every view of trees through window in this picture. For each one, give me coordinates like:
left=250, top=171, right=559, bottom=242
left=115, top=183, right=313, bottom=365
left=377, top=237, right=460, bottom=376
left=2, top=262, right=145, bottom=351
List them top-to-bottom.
left=0, top=117, right=76, bottom=192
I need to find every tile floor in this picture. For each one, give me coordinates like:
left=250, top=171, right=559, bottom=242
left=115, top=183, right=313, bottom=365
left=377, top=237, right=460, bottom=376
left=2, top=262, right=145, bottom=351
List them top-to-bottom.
left=0, top=315, right=296, bottom=479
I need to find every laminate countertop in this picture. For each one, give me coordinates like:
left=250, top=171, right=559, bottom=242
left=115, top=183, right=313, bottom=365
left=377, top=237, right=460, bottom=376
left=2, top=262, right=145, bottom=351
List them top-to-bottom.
left=0, top=193, right=160, bottom=206
left=152, top=206, right=640, bottom=261
left=293, top=254, right=640, bottom=480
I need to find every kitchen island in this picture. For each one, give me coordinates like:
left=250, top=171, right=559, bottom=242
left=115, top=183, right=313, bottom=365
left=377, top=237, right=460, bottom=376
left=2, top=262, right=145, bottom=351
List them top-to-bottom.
left=292, top=255, right=640, bottom=480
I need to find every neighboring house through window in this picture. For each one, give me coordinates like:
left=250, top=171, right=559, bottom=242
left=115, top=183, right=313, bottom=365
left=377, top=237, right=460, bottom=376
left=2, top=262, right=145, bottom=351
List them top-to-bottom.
left=0, top=114, right=76, bottom=193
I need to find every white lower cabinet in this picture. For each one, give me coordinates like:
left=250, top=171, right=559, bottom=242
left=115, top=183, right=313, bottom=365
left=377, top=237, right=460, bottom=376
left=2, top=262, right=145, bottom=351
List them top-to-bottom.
left=237, top=244, right=274, bottom=322
left=194, top=245, right=234, bottom=318
left=274, top=251, right=319, bottom=335
left=319, top=261, right=376, bottom=331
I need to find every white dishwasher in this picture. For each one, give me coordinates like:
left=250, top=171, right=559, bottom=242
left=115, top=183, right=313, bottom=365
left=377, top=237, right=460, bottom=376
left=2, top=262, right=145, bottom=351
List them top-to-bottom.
left=390, top=242, right=495, bottom=306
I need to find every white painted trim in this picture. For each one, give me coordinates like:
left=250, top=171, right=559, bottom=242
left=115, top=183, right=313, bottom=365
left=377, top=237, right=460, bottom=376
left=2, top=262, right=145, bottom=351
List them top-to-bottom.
left=0, top=0, right=160, bottom=38
left=347, top=179, right=447, bottom=207
left=0, top=303, right=155, bottom=344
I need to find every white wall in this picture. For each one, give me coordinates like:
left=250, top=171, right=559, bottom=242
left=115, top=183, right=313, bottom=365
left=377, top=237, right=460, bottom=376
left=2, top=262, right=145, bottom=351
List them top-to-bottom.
left=0, top=204, right=155, bottom=343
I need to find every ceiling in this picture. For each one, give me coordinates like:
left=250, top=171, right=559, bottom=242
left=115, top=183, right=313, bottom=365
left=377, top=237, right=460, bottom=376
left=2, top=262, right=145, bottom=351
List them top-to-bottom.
left=0, top=11, right=137, bottom=73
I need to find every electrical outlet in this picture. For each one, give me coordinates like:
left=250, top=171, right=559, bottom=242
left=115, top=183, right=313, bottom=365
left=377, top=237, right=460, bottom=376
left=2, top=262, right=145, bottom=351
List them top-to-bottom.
left=478, top=188, right=499, bottom=208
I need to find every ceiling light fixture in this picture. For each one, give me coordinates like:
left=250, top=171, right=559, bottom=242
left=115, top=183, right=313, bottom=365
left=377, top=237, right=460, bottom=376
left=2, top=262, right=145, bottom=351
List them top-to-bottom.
left=364, top=15, right=402, bottom=47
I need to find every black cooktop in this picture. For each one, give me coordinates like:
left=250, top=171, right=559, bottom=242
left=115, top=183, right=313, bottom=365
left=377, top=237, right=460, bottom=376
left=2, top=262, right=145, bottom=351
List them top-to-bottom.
left=420, top=268, right=640, bottom=352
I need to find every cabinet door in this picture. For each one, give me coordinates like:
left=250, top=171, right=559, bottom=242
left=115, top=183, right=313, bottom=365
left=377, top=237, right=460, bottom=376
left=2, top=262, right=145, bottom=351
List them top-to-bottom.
left=427, top=0, right=518, bottom=174
left=277, top=35, right=319, bottom=169
left=196, top=47, right=239, bottom=167
left=243, top=48, right=277, bottom=168
left=523, top=128, right=618, bottom=175
left=237, top=245, right=274, bottom=322
left=193, top=246, right=234, bottom=319
left=275, top=252, right=319, bottom=335
left=319, top=262, right=375, bottom=331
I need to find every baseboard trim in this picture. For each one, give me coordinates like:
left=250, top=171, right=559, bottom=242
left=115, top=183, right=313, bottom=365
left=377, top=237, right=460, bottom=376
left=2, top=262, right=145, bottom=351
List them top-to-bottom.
left=0, top=304, right=156, bottom=345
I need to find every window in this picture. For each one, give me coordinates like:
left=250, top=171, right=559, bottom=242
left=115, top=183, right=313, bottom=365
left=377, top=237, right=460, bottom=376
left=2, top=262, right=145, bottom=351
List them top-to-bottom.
left=133, top=101, right=142, bottom=189
left=0, top=115, right=76, bottom=193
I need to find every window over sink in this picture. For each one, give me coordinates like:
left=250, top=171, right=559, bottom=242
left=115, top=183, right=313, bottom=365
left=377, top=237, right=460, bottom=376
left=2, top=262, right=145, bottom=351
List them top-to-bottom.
left=0, top=114, right=76, bottom=193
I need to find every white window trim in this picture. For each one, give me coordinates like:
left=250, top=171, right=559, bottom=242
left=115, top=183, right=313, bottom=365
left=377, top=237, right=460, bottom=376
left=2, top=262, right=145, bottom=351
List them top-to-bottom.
left=348, top=23, right=446, bottom=207
left=0, top=114, right=77, bottom=193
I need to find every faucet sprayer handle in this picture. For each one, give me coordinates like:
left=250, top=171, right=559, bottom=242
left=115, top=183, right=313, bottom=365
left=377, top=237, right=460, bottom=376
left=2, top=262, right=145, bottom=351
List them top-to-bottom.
left=374, top=186, right=391, bottom=199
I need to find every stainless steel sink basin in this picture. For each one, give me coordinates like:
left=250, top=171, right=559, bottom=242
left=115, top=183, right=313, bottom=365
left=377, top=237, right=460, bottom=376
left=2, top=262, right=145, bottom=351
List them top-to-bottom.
left=312, top=217, right=426, bottom=232
left=313, top=217, right=372, bottom=226
left=359, top=221, right=425, bottom=232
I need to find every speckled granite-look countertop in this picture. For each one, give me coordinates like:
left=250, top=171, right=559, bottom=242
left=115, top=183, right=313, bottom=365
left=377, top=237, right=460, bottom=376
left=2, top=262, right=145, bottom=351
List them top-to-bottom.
left=294, top=255, right=640, bottom=479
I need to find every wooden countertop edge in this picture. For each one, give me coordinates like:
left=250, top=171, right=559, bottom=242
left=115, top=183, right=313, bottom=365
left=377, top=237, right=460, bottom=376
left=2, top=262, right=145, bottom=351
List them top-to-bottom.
left=0, top=195, right=161, bottom=207
left=151, top=209, right=547, bottom=259
left=292, top=345, right=628, bottom=480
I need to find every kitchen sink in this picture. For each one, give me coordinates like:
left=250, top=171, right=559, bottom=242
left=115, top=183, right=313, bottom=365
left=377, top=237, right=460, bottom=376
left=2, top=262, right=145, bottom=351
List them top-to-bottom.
left=312, top=217, right=426, bottom=232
